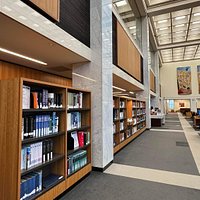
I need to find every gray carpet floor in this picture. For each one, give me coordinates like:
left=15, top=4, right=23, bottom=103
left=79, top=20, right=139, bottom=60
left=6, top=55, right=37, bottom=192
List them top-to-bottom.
left=58, top=113, right=200, bottom=200
left=114, top=129, right=198, bottom=175
left=58, top=172, right=200, bottom=200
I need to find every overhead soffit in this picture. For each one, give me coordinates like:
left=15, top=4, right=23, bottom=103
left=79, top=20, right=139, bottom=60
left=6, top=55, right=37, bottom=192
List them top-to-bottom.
left=145, top=0, right=200, bottom=63
left=0, top=13, right=89, bottom=79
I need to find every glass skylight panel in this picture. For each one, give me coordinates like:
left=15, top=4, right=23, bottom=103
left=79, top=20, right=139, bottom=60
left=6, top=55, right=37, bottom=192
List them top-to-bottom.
left=115, top=0, right=127, bottom=7
left=149, top=0, right=171, bottom=6
left=192, top=6, right=200, bottom=14
left=172, top=9, right=191, bottom=18
left=153, top=13, right=170, bottom=22
left=188, top=34, right=200, bottom=41
left=173, top=36, right=186, bottom=43
left=159, top=38, right=171, bottom=45
left=173, top=47, right=184, bottom=54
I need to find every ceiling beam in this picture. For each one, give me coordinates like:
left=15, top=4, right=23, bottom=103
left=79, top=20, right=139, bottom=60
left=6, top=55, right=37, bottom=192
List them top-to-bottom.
left=147, top=0, right=200, bottom=17
left=158, top=39, right=200, bottom=50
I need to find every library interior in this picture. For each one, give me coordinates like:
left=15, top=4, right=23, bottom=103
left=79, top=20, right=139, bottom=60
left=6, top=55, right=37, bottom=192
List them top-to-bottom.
left=1, top=0, right=200, bottom=200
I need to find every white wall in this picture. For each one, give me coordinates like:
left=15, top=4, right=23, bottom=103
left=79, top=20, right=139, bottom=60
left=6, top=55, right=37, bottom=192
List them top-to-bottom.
left=160, top=59, right=200, bottom=99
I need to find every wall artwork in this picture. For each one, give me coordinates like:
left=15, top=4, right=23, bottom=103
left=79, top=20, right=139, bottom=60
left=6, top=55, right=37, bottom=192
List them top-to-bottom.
left=197, top=65, right=200, bottom=94
left=177, top=67, right=192, bottom=95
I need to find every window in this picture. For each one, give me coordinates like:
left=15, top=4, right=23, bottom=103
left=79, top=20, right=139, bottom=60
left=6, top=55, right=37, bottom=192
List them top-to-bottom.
left=169, top=100, right=174, bottom=109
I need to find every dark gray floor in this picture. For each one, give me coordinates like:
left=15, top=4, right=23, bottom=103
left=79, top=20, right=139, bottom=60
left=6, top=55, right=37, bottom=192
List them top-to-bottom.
left=58, top=114, right=200, bottom=200
left=114, top=129, right=198, bottom=175
left=58, top=172, right=200, bottom=200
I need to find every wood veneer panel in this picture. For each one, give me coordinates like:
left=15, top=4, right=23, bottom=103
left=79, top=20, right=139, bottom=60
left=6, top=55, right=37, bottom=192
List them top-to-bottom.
left=30, top=0, right=60, bottom=21
left=116, top=22, right=142, bottom=82
left=0, top=61, right=72, bottom=87
left=150, top=70, right=155, bottom=92
left=0, top=79, right=21, bottom=200
left=127, top=100, right=132, bottom=119
left=66, top=163, right=92, bottom=189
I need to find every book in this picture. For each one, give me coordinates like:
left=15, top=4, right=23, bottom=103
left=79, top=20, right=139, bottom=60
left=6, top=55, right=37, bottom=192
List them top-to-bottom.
left=23, top=85, right=30, bottom=109
left=71, top=131, right=79, bottom=148
left=78, top=131, right=84, bottom=147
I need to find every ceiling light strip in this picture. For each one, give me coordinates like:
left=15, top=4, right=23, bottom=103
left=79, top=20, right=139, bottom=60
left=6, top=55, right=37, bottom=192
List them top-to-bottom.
left=0, top=47, right=47, bottom=65
left=112, top=86, right=126, bottom=91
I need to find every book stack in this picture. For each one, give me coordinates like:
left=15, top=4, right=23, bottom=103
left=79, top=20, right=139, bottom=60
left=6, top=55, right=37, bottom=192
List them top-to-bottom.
left=23, top=85, right=63, bottom=109
left=68, top=92, right=83, bottom=109
left=120, top=101, right=125, bottom=108
left=132, top=101, right=136, bottom=108
left=113, top=109, right=118, bottom=120
left=120, top=111, right=124, bottom=119
left=22, top=112, right=59, bottom=140
left=67, top=112, right=81, bottom=130
left=120, top=121, right=124, bottom=131
left=113, top=123, right=116, bottom=134
left=132, top=126, right=137, bottom=134
left=69, top=131, right=90, bottom=149
left=120, top=132, right=125, bottom=142
left=21, top=140, right=53, bottom=170
left=67, top=150, right=87, bottom=175
left=20, top=170, right=42, bottom=200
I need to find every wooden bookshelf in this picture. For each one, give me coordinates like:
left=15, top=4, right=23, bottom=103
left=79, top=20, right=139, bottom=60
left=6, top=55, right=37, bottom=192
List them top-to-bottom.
left=0, top=78, right=92, bottom=200
left=113, top=96, right=146, bottom=154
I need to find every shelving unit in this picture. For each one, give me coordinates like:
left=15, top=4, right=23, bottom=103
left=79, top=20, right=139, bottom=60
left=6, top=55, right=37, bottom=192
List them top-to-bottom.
left=0, top=78, right=92, bottom=200
left=113, top=96, right=146, bottom=154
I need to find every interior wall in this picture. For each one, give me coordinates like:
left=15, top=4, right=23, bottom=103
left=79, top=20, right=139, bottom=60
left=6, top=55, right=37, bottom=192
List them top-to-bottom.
left=160, top=59, right=200, bottom=98
left=0, top=61, right=72, bottom=86
left=174, top=99, right=190, bottom=111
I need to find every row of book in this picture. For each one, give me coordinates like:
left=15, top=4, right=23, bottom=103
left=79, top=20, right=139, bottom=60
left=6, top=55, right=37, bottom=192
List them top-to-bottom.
left=23, top=85, right=63, bottom=109
left=68, top=92, right=83, bottom=109
left=132, top=101, right=145, bottom=108
left=113, top=109, right=119, bottom=120
left=67, top=112, right=81, bottom=131
left=120, top=112, right=125, bottom=119
left=22, top=113, right=59, bottom=140
left=113, top=123, right=116, bottom=134
left=68, top=131, right=90, bottom=150
left=119, top=132, right=125, bottom=142
left=21, top=140, right=53, bottom=171
left=67, top=150, right=87, bottom=175
left=20, top=170, right=42, bottom=200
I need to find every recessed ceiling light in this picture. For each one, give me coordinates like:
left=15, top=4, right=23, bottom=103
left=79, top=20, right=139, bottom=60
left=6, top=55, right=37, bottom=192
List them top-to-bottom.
left=115, top=0, right=127, bottom=7
left=15, top=1, right=26, bottom=7
left=2, top=6, right=12, bottom=11
left=32, top=11, right=40, bottom=17
left=194, top=13, right=200, bottom=16
left=19, top=16, right=27, bottom=20
left=175, top=16, right=186, bottom=20
left=158, top=19, right=168, bottom=24
left=192, top=21, right=200, bottom=24
left=33, top=24, right=39, bottom=27
left=175, top=24, right=185, bottom=27
left=129, top=26, right=136, bottom=30
left=159, top=27, right=168, bottom=31
left=0, top=47, right=47, bottom=65
left=112, top=86, right=126, bottom=92
left=129, top=91, right=134, bottom=94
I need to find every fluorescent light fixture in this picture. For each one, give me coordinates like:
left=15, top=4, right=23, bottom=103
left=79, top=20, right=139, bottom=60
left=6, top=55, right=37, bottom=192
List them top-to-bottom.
left=115, top=0, right=127, bottom=7
left=3, top=6, right=12, bottom=11
left=194, top=13, right=200, bottom=16
left=175, top=16, right=186, bottom=20
left=158, top=19, right=168, bottom=24
left=192, top=21, right=200, bottom=24
left=175, top=24, right=185, bottom=27
left=129, top=26, right=136, bottom=30
left=159, top=27, right=168, bottom=31
left=190, top=28, right=200, bottom=31
left=174, top=31, right=184, bottom=34
left=0, top=47, right=47, bottom=65
left=72, top=72, right=96, bottom=82
left=112, top=86, right=126, bottom=92
left=129, top=91, right=134, bottom=94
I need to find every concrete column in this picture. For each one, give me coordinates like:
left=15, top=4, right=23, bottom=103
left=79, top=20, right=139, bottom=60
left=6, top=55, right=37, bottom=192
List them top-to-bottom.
left=72, top=0, right=113, bottom=169
left=137, top=16, right=151, bottom=129
left=191, top=98, right=197, bottom=112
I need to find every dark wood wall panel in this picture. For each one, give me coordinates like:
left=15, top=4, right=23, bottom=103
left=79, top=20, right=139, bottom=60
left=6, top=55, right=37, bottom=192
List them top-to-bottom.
left=56, top=0, right=90, bottom=47
left=112, top=14, right=117, bottom=66
left=0, top=61, right=72, bottom=86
